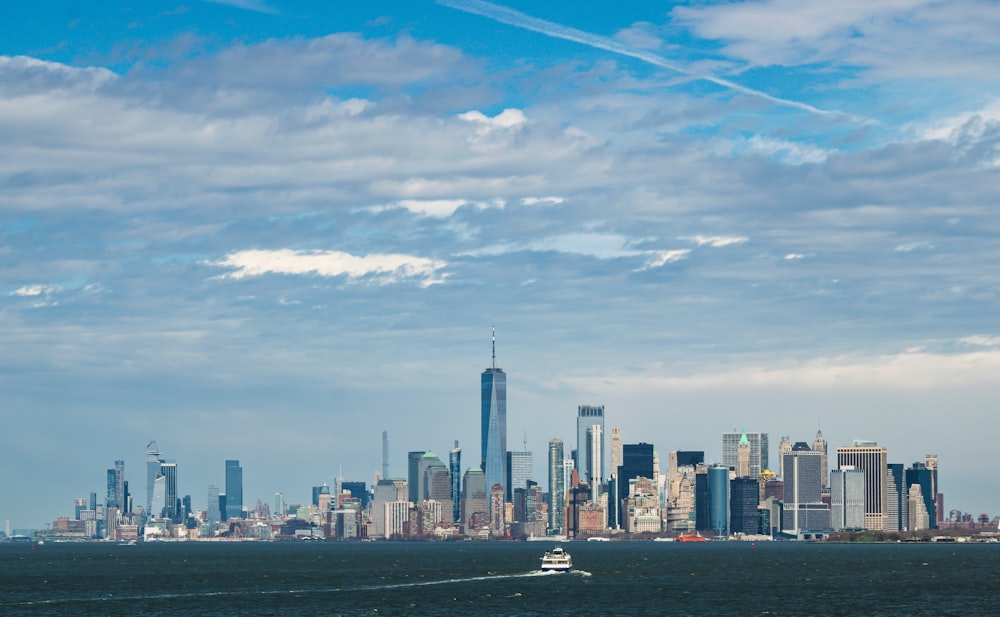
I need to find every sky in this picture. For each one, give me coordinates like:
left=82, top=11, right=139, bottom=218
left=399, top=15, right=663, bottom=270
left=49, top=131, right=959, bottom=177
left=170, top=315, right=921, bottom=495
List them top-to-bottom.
left=2, top=0, right=999, bottom=529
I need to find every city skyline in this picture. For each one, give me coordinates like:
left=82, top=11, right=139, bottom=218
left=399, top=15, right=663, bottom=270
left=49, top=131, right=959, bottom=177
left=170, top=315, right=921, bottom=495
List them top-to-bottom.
left=3, top=1, right=1000, bottom=529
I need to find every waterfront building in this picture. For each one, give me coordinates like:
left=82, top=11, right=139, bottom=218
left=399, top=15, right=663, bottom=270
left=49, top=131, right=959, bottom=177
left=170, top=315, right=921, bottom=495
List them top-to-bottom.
left=481, top=328, right=507, bottom=512
left=576, top=405, right=605, bottom=485
left=723, top=430, right=768, bottom=479
left=548, top=438, right=565, bottom=535
left=145, top=441, right=162, bottom=517
left=836, top=441, right=888, bottom=531
left=782, top=450, right=828, bottom=534
left=417, top=451, right=445, bottom=504
left=225, top=459, right=243, bottom=520
left=905, top=462, right=937, bottom=529
left=886, top=463, right=908, bottom=532
left=708, top=465, right=729, bottom=536
left=830, top=467, right=865, bottom=531
left=729, top=477, right=759, bottom=535
left=908, top=484, right=930, bottom=530
left=208, top=485, right=221, bottom=523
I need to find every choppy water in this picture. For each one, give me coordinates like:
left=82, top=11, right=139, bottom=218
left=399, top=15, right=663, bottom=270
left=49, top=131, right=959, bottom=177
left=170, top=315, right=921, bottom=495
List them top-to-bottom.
left=1, top=541, right=997, bottom=616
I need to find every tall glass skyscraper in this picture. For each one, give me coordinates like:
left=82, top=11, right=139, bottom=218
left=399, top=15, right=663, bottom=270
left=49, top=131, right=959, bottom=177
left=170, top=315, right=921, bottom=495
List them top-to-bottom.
left=481, top=328, right=506, bottom=511
left=576, top=405, right=605, bottom=485
left=548, top=439, right=565, bottom=535
left=449, top=441, right=462, bottom=523
left=225, top=459, right=243, bottom=520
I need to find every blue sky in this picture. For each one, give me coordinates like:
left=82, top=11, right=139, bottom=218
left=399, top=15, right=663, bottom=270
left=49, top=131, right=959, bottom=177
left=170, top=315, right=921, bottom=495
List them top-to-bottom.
left=2, top=0, right=1000, bottom=528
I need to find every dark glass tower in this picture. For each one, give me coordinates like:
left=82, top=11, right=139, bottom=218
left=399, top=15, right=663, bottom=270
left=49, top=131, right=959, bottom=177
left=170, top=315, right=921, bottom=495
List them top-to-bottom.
left=481, top=327, right=506, bottom=512
left=449, top=442, right=462, bottom=523
left=225, top=459, right=243, bottom=520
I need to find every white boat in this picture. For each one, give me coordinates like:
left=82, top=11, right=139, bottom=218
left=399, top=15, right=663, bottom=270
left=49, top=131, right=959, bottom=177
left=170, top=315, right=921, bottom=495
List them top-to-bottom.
left=540, top=546, right=573, bottom=572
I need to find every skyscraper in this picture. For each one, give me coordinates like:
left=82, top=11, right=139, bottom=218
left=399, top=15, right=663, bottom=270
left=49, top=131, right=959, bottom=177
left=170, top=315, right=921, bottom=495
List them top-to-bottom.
left=481, top=328, right=507, bottom=511
left=576, top=405, right=605, bottom=484
left=587, top=424, right=603, bottom=502
left=609, top=427, right=623, bottom=479
left=723, top=430, right=768, bottom=478
left=813, top=430, right=828, bottom=488
left=381, top=431, right=390, bottom=479
left=777, top=437, right=792, bottom=479
left=548, top=439, right=565, bottom=536
left=145, top=441, right=162, bottom=516
left=449, top=441, right=462, bottom=523
left=836, top=441, right=888, bottom=531
left=506, top=450, right=532, bottom=502
left=782, top=450, right=828, bottom=534
left=407, top=451, right=425, bottom=504
left=417, top=451, right=445, bottom=504
left=225, top=459, right=243, bottom=520
left=160, top=461, right=178, bottom=522
left=905, top=462, right=937, bottom=529
left=708, top=465, right=729, bottom=536
left=830, top=467, right=865, bottom=531
left=462, top=468, right=488, bottom=536
left=729, top=477, right=759, bottom=535
left=208, top=485, right=221, bottom=523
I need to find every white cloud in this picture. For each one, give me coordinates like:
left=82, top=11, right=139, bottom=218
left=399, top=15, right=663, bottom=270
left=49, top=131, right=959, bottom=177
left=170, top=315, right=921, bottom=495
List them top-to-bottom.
left=206, top=0, right=278, bottom=14
left=458, top=108, right=527, bottom=130
left=521, top=196, right=565, bottom=206
left=396, top=199, right=469, bottom=218
left=467, top=232, right=689, bottom=270
left=684, top=235, right=749, bottom=248
left=893, top=241, right=934, bottom=253
left=211, top=249, right=448, bottom=287
left=636, top=250, right=691, bottom=270
left=11, top=284, right=59, bottom=297
left=959, top=335, right=1000, bottom=348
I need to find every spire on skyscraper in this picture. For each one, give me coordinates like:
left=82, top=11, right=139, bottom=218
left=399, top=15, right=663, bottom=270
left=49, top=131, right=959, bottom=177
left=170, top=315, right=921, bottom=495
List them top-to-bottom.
left=491, top=324, right=496, bottom=370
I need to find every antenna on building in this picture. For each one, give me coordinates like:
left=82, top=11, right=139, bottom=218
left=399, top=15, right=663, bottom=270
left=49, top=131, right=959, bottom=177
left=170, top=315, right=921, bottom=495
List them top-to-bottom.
left=491, top=324, right=496, bottom=369
left=523, top=432, right=528, bottom=452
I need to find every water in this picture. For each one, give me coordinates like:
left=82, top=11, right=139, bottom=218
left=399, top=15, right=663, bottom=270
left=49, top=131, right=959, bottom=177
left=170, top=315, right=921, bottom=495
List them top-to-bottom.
left=1, top=541, right=997, bottom=616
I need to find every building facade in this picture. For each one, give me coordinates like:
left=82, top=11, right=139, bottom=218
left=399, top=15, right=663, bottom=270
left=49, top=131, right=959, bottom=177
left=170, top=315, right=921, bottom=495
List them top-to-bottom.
left=481, top=331, right=507, bottom=511
left=836, top=441, right=888, bottom=531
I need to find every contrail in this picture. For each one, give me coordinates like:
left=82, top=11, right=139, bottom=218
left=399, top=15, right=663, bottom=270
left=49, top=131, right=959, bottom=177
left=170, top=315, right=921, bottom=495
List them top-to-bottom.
left=438, top=0, right=863, bottom=121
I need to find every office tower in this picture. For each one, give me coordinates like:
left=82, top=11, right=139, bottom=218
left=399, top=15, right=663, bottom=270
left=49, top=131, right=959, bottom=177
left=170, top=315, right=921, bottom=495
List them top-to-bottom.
left=481, top=327, right=507, bottom=511
left=576, top=405, right=605, bottom=484
left=587, top=424, right=603, bottom=502
left=609, top=427, right=623, bottom=479
left=737, top=429, right=751, bottom=477
left=723, top=430, right=769, bottom=478
left=813, top=430, right=828, bottom=488
left=381, top=431, right=390, bottom=479
left=777, top=437, right=792, bottom=478
left=548, top=439, right=565, bottom=535
left=145, top=441, right=162, bottom=516
left=449, top=441, right=462, bottom=523
left=836, top=441, right=888, bottom=530
left=619, top=443, right=655, bottom=492
left=506, top=450, right=532, bottom=502
left=782, top=450, right=828, bottom=534
left=407, top=451, right=425, bottom=504
left=417, top=451, right=446, bottom=505
left=668, top=451, right=704, bottom=502
left=925, top=454, right=941, bottom=526
left=225, top=460, right=243, bottom=520
left=160, top=461, right=178, bottom=522
left=905, top=462, right=937, bottom=529
left=886, top=463, right=907, bottom=532
left=695, top=465, right=710, bottom=532
left=707, top=465, right=729, bottom=536
left=106, top=466, right=120, bottom=509
left=425, top=467, right=452, bottom=524
left=831, top=467, right=865, bottom=531
left=461, top=468, right=488, bottom=536
left=729, top=477, right=759, bottom=535
left=371, top=478, right=408, bottom=538
left=341, top=481, right=368, bottom=509
left=490, top=483, right=505, bottom=536
left=908, top=484, right=930, bottom=530
left=274, top=492, right=285, bottom=518
left=385, top=500, right=410, bottom=539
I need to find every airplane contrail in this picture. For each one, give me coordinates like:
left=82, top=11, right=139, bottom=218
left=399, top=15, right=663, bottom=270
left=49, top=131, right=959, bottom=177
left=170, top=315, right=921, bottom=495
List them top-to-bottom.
left=438, top=0, right=864, bottom=121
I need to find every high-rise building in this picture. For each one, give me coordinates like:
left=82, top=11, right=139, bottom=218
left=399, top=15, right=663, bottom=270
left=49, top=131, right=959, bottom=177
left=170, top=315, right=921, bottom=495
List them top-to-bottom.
left=481, top=328, right=507, bottom=511
left=576, top=405, right=605, bottom=485
left=587, top=424, right=603, bottom=502
left=609, top=427, right=623, bottom=479
left=737, top=429, right=751, bottom=478
left=723, top=430, right=769, bottom=478
left=813, top=430, right=828, bottom=488
left=381, top=431, right=390, bottom=479
left=777, top=437, right=792, bottom=479
left=548, top=439, right=565, bottom=536
left=145, top=441, right=162, bottom=517
left=449, top=441, right=462, bottom=523
left=836, top=441, right=888, bottom=531
left=619, top=443, right=655, bottom=492
left=506, top=450, right=532, bottom=502
left=782, top=450, right=829, bottom=534
left=407, top=451, right=425, bottom=504
left=417, top=452, right=445, bottom=504
left=225, top=460, right=243, bottom=520
left=160, top=461, right=178, bottom=522
left=106, top=462, right=123, bottom=510
left=886, top=462, right=908, bottom=532
left=905, top=462, right=937, bottom=529
left=694, top=464, right=710, bottom=532
left=708, top=465, right=729, bottom=536
left=425, top=467, right=452, bottom=524
left=830, top=467, right=865, bottom=531
left=461, top=468, right=488, bottom=536
left=729, top=477, right=759, bottom=535
left=371, top=478, right=408, bottom=538
left=489, top=483, right=505, bottom=537
left=208, top=485, right=221, bottom=523
left=274, top=492, right=285, bottom=518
